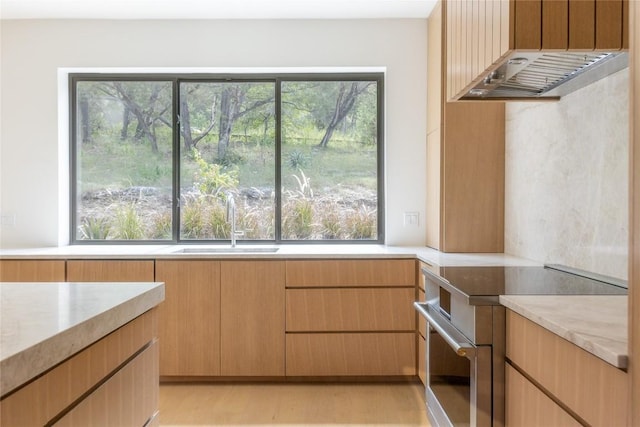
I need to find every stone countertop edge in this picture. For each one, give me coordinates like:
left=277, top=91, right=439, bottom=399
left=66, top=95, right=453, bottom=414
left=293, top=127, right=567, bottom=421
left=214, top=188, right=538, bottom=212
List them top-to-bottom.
left=0, top=282, right=165, bottom=397
left=499, top=295, right=628, bottom=370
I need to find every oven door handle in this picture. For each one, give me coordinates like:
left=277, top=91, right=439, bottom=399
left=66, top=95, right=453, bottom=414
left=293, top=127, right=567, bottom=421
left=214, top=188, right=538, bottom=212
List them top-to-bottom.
left=414, top=302, right=476, bottom=359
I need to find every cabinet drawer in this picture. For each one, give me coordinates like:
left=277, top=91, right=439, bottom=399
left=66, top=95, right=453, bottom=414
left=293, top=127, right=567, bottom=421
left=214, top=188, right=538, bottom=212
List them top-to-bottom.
left=0, top=260, right=65, bottom=282
left=67, top=260, right=155, bottom=282
left=285, top=260, right=416, bottom=287
left=286, top=288, right=415, bottom=331
left=417, top=289, right=426, bottom=338
left=506, top=310, right=628, bottom=426
left=286, top=332, right=415, bottom=376
left=506, top=363, right=580, bottom=427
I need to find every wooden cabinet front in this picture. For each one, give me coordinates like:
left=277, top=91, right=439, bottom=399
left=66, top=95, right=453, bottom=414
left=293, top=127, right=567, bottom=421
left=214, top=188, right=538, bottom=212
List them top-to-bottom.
left=445, top=0, right=628, bottom=100
left=426, top=3, right=505, bottom=253
left=66, top=259, right=154, bottom=282
left=285, top=259, right=417, bottom=377
left=286, top=259, right=415, bottom=287
left=0, top=260, right=65, bottom=282
left=156, top=260, right=221, bottom=376
left=220, top=261, right=285, bottom=376
left=286, top=288, right=415, bottom=332
left=0, top=309, right=158, bottom=426
left=506, top=310, right=628, bottom=426
left=286, top=332, right=416, bottom=376
left=505, top=363, right=580, bottom=427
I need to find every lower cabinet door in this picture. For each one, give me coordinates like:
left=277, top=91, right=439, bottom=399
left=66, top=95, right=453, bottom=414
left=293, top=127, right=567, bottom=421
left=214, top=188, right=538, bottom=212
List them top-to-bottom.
left=286, top=332, right=416, bottom=376
left=55, top=342, right=159, bottom=426
left=505, top=363, right=580, bottom=427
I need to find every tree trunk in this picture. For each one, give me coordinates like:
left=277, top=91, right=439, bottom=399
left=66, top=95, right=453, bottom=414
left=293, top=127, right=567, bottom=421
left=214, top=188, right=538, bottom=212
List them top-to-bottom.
left=318, top=82, right=371, bottom=148
left=218, top=87, right=236, bottom=159
left=79, top=95, right=91, bottom=144
left=180, top=97, right=194, bottom=151
left=120, top=105, right=130, bottom=140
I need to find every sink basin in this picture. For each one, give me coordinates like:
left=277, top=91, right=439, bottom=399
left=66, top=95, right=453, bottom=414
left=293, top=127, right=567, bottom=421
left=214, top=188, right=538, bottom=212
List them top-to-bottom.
left=173, top=247, right=280, bottom=254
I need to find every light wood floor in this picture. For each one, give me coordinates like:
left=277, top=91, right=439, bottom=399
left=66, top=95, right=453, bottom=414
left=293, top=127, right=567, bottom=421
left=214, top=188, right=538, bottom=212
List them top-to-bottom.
left=159, top=382, right=431, bottom=426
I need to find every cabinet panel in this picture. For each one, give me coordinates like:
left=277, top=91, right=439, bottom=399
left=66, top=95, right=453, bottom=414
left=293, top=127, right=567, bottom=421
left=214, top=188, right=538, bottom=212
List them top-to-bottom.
left=514, top=0, right=541, bottom=49
left=542, top=0, right=569, bottom=49
left=569, top=0, right=596, bottom=49
left=595, top=0, right=624, bottom=49
left=427, top=1, right=442, bottom=135
left=441, top=102, right=505, bottom=252
left=0, top=260, right=65, bottom=282
left=66, top=260, right=154, bottom=282
left=156, top=260, right=220, bottom=376
left=285, top=260, right=416, bottom=287
left=221, top=261, right=285, bottom=376
left=286, top=288, right=415, bottom=332
left=1, top=309, right=157, bottom=426
left=506, top=310, right=628, bottom=426
left=286, top=333, right=416, bottom=376
left=418, top=335, right=426, bottom=385
left=56, top=342, right=158, bottom=427
left=505, top=363, right=580, bottom=427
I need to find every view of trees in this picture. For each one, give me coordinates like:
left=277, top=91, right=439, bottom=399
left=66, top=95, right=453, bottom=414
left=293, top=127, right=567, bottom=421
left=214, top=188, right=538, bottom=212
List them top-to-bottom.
left=73, top=75, right=380, bottom=242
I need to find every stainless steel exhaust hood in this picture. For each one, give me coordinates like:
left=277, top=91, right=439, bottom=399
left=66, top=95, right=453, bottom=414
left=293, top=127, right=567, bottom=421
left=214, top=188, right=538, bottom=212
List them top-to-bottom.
left=461, top=51, right=628, bottom=100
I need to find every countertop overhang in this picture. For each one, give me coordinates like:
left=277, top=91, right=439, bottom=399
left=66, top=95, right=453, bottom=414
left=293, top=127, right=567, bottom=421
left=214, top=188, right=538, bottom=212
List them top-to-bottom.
left=0, top=281, right=165, bottom=397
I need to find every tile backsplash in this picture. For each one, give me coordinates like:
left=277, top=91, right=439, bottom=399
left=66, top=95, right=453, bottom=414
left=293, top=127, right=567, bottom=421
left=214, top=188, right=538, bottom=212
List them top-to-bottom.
left=505, top=68, right=629, bottom=281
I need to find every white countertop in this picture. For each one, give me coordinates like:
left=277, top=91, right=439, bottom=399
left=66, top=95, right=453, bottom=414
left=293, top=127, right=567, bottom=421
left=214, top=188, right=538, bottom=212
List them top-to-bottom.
left=0, top=244, right=543, bottom=267
left=0, top=281, right=165, bottom=396
left=500, top=295, right=628, bottom=369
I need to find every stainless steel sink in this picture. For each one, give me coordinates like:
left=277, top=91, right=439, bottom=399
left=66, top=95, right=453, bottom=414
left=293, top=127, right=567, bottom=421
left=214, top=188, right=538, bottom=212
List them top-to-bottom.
left=173, top=247, right=280, bottom=254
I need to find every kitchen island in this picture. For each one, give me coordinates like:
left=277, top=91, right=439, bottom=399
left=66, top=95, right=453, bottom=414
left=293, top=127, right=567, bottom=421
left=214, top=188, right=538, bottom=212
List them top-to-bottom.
left=0, top=281, right=164, bottom=425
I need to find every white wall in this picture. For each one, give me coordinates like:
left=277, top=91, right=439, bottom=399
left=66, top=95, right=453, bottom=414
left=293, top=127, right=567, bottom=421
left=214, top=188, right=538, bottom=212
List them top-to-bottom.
left=0, top=19, right=428, bottom=248
left=505, top=69, right=629, bottom=280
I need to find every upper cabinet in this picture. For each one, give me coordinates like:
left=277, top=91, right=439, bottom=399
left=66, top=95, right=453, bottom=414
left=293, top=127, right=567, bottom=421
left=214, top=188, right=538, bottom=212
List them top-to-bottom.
left=446, top=0, right=629, bottom=100
left=427, top=2, right=505, bottom=253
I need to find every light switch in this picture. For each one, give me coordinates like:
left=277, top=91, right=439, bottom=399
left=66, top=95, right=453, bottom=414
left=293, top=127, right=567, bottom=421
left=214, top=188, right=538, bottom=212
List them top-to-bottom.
left=403, top=212, right=419, bottom=227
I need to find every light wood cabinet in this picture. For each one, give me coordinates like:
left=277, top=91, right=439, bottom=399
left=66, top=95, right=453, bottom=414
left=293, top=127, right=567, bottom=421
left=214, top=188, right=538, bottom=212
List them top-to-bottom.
left=446, top=0, right=628, bottom=100
left=427, top=2, right=505, bottom=253
left=66, top=259, right=154, bottom=282
left=285, top=259, right=417, bottom=377
left=285, top=259, right=415, bottom=287
left=0, top=260, right=65, bottom=281
left=156, top=260, right=221, bottom=376
left=220, top=261, right=285, bottom=376
left=286, top=288, right=415, bottom=331
left=0, top=309, right=158, bottom=426
left=506, top=309, right=628, bottom=426
left=286, top=333, right=416, bottom=376
left=56, top=341, right=159, bottom=427
left=506, top=363, right=580, bottom=427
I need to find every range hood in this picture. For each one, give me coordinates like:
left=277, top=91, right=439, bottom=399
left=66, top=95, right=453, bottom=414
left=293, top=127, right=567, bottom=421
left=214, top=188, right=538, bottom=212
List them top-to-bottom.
left=461, top=51, right=628, bottom=100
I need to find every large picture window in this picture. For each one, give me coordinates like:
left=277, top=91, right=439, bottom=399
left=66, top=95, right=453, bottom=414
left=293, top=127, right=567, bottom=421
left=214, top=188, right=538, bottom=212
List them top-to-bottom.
left=70, top=73, right=384, bottom=244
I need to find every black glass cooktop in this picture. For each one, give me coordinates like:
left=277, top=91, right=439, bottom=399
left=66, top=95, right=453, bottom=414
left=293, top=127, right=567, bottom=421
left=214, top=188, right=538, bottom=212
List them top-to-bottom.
left=426, top=265, right=627, bottom=303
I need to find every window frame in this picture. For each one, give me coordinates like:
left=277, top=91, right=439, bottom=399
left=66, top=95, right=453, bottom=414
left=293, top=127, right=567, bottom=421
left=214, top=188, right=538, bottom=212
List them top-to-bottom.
left=69, top=72, right=385, bottom=245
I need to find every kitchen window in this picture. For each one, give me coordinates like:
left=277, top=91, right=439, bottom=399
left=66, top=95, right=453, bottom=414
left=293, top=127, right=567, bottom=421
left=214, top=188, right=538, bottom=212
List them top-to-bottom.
left=70, top=73, right=384, bottom=244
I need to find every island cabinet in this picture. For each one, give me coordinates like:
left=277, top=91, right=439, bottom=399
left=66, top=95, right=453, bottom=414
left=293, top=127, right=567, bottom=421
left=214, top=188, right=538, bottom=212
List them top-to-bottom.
left=445, top=0, right=629, bottom=100
left=426, top=1, right=505, bottom=253
left=66, top=259, right=154, bottom=282
left=284, top=259, right=417, bottom=377
left=0, top=260, right=65, bottom=281
left=155, top=260, right=221, bottom=377
left=220, top=260, right=285, bottom=376
left=0, top=308, right=159, bottom=426
left=505, top=310, right=628, bottom=427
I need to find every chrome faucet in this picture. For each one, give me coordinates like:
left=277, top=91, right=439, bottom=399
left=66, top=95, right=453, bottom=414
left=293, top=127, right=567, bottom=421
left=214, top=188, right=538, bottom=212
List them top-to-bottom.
left=226, top=193, right=243, bottom=247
